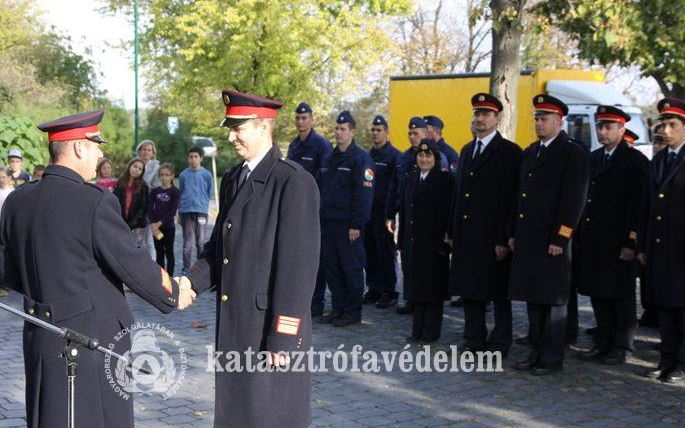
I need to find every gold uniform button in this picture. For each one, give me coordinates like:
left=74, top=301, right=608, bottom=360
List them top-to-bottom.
left=469, top=172, right=474, bottom=177
left=528, top=172, right=533, bottom=177
left=464, top=193, right=470, bottom=198
left=522, top=193, right=527, bottom=198
left=659, top=193, right=665, bottom=199
left=587, top=199, right=592, bottom=203
left=519, top=213, right=524, bottom=219
left=463, top=214, right=469, bottom=220
left=657, top=215, right=663, bottom=222
left=586, top=218, right=591, bottom=223
left=226, top=222, right=232, bottom=230
left=656, top=238, right=661, bottom=244
left=223, top=258, right=229, bottom=265
left=221, top=294, right=229, bottom=302
left=28, top=308, right=34, bottom=315
left=45, top=311, right=50, bottom=318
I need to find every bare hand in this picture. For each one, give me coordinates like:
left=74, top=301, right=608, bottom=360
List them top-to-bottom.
left=385, top=219, right=395, bottom=234
left=349, top=229, right=360, bottom=242
left=508, top=238, right=515, bottom=252
left=548, top=244, right=563, bottom=256
left=495, top=245, right=510, bottom=261
left=619, top=247, right=635, bottom=261
left=637, top=253, right=647, bottom=266
left=174, top=276, right=196, bottom=310
left=178, top=287, right=197, bottom=310
left=266, top=351, right=291, bottom=368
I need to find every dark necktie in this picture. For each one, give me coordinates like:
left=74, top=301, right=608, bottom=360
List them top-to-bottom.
left=473, top=140, right=483, bottom=162
left=537, top=143, right=546, bottom=158
left=664, top=151, right=678, bottom=177
left=602, top=153, right=610, bottom=166
left=234, top=164, right=250, bottom=197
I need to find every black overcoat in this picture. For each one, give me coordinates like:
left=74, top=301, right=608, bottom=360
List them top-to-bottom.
left=508, top=131, right=590, bottom=305
left=449, top=132, right=522, bottom=301
left=576, top=141, right=648, bottom=299
left=188, top=145, right=320, bottom=428
left=638, top=146, right=685, bottom=307
left=0, top=165, right=179, bottom=428
left=398, top=168, right=453, bottom=303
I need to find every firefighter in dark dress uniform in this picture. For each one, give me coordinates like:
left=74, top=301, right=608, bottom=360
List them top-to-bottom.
left=508, top=95, right=590, bottom=375
left=0, top=109, right=192, bottom=428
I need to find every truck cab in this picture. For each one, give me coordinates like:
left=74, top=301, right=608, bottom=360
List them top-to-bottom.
left=547, top=80, right=652, bottom=158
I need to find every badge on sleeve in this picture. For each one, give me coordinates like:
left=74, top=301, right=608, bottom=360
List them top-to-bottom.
left=363, top=168, right=374, bottom=187
left=276, top=315, right=301, bottom=335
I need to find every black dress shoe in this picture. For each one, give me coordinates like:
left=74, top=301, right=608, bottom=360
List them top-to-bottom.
left=362, top=291, right=381, bottom=305
left=375, top=294, right=397, bottom=309
left=449, top=297, right=464, bottom=307
left=396, top=302, right=414, bottom=314
left=311, top=307, right=324, bottom=317
left=319, top=311, right=342, bottom=324
left=332, top=313, right=361, bottom=327
left=585, top=326, right=598, bottom=336
left=514, top=336, right=530, bottom=346
left=577, top=347, right=609, bottom=361
left=600, top=349, right=628, bottom=365
left=513, top=357, right=538, bottom=371
left=531, top=364, right=563, bottom=376
left=644, top=364, right=671, bottom=379
left=661, top=368, right=685, bottom=384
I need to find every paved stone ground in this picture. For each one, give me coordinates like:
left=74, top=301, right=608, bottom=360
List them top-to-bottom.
left=0, top=223, right=683, bottom=427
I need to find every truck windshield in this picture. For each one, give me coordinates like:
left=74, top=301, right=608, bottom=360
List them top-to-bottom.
left=566, top=114, right=592, bottom=152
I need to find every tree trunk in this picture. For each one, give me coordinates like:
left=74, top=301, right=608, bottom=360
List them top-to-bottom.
left=489, top=0, right=526, bottom=140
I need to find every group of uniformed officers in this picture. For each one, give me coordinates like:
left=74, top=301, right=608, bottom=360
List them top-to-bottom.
left=289, top=93, right=685, bottom=383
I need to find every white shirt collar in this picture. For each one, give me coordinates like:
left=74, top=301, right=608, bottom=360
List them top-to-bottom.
left=475, top=130, right=497, bottom=148
left=541, top=133, right=559, bottom=147
left=670, top=142, right=684, bottom=156
left=604, top=146, right=617, bottom=157
left=244, top=147, right=271, bottom=175
left=420, top=171, right=429, bottom=180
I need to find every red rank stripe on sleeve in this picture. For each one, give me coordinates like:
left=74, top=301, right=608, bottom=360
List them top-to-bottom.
left=276, top=315, right=301, bottom=335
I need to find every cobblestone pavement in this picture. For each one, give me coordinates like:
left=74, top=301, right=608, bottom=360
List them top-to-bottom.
left=0, top=226, right=683, bottom=428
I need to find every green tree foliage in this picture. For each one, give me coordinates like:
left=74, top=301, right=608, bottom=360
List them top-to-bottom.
left=0, top=0, right=133, bottom=170
left=106, top=0, right=411, bottom=156
left=534, top=0, right=685, bottom=97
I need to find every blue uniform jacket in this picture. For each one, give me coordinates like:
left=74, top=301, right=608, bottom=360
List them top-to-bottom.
left=287, top=128, right=333, bottom=177
left=438, top=138, right=460, bottom=174
left=318, top=140, right=375, bottom=230
left=369, top=141, right=401, bottom=213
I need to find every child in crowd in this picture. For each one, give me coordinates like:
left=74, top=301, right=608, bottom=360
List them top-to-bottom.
left=179, top=146, right=213, bottom=272
left=96, top=158, right=117, bottom=191
left=114, top=158, right=148, bottom=247
left=148, top=163, right=181, bottom=276
left=32, top=165, right=46, bottom=181
left=0, top=167, right=14, bottom=213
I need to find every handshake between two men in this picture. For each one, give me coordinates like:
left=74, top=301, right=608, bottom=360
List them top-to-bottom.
left=175, top=275, right=196, bottom=310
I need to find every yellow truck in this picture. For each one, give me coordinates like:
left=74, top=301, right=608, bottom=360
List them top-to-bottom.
left=388, top=69, right=651, bottom=158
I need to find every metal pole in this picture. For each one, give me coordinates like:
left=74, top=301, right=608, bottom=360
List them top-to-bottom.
left=134, top=0, right=139, bottom=150
left=211, top=155, right=219, bottom=206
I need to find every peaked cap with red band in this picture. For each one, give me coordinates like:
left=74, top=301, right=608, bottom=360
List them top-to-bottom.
left=220, top=90, right=284, bottom=128
left=471, top=92, right=503, bottom=113
left=533, top=94, right=568, bottom=117
left=657, top=97, right=685, bottom=121
left=595, top=105, right=631, bottom=125
left=37, top=109, right=107, bottom=144
left=623, top=128, right=639, bottom=144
